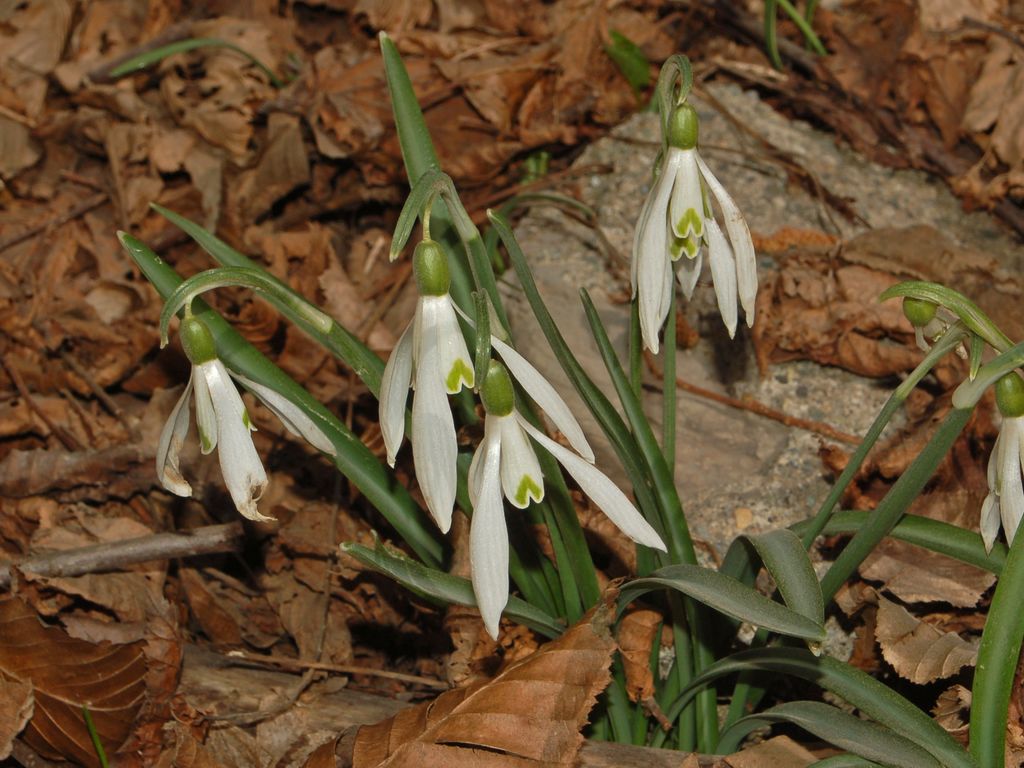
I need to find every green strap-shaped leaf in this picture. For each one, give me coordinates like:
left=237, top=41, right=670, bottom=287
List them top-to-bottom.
left=108, top=37, right=283, bottom=88
left=152, top=204, right=385, bottom=397
left=120, top=232, right=443, bottom=568
left=740, top=529, right=824, bottom=627
left=341, top=541, right=564, bottom=638
left=619, top=566, right=826, bottom=644
left=665, top=647, right=977, bottom=768
left=719, top=701, right=940, bottom=768
left=809, top=756, right=886, bottom=768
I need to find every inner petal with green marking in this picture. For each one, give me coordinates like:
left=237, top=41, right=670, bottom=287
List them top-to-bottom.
left=674, top=207, right=703, bottom=240
left=670, top=232, right=700, bottom=262
left=446, top=358, right=475, bottom=394
left=514, top=474, right=544, bottom=507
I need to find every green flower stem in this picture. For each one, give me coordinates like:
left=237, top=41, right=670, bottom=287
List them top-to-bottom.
left=764, top=0, right=783, bottom=69
left=776, top=0, right=828, bottom=55
left=655, top=56, right=694, bottom=151
left=152, top=204, right=385, bottom=397
left=121, top=232, right=444, bottom=568
left=880, top=282, right=1013, bottom=353
left=662, top=291, right=677, bottom=468
left=628, top=298, right=643, bottom=398
left=800, top=325, right=968, bottom=549
left=954, top=340, right=1024, bottom=410
left=819, top=406, right=974, bottom=603
left=969, top=528, right=1024, bottom=767
left=82, top=706, right=109, bottom=768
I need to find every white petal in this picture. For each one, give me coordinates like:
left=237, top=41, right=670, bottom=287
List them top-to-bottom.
left=669, top=149, right=704, bottom=240
left=635, top=150, right=682, bottom=354
left=696, top=154, right=757, bottom=327
left=631, top=187, right=655, bottom=296
left=705, top=218, right=739, bottom=338
left=675, top=249, right=703, bottom=300
left=422, top=295, right=474, bottom=395
left=412, top=317, right=457, bottom=533
left=379, top=323, right=414, bottom=466
left=490, top=336, right=595, bottom=462
left=201, top=360, right=272, bottom=522
left=193, top=363, right=218, bottom=455
left=234, top=373, right=337, bottom=457
left=156, top=376, right=194, bottom=497
left=497, top=414, right=544, bottom=508
left=469, top=416, right=501, bottom=507
left=518, top=417, right=666, bottom=551
left=999, top=418, right=1024, bottom=546
left=469, top=430, right=508, bottom=639
left=980, top=492, right=1001, bottom=553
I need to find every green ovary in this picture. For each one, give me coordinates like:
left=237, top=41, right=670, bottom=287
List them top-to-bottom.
left=446, top=359, right=474, bottom=393
left=514, top=474, right=544, bottom=507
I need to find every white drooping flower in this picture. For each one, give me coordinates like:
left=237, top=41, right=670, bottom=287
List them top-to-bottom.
left=632, top=102, right=757, bottom=351
left=379, top=239, right=474, bottom=534
left=157, top=315, right=336, bottom=521
left=469, top=359, right=667, bottom=638
left=979, top=373, right=1024, bottom=552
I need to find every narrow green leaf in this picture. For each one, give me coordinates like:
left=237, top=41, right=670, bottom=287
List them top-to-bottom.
left=764, top=0, right=783, bottom=70
left=605, top=30, right=649, bottom=95
left=109, top=37, right=283, bottom=88
left=151, top=204, right=385, bottom=397
left=120, top=232, right=443, bottom=568
left=472, top=291, right=491, bottom=389
left=741, top=529, right=823, bottom=628
left=341, top=541, right=564, bottom=638
left=620, top=565, right=826, bottom=644
left=666, top=648, right=977, bottom=768
left=719, top=701, right=940, bottom=767
left=810, top=756, right=886, bottom=768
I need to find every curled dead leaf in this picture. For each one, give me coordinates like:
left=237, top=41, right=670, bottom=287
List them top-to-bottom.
left=875, top=595, right=978, bottom=685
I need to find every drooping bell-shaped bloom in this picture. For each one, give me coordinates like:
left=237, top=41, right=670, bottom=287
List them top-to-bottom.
left=632, top=103, right=757, bottom=351
left=379, top=240, right=474, bottom=533
left=157, top=315, right=336, bottom=521
left=468, top=360, right=666, bottom=638
left=979, top=373, right=1024, bottom=552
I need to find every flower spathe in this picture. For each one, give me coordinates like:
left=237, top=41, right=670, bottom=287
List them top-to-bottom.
left=632, top=103, right=757, bottom=351
left=379, top=240, right=474, bottom=534
left=157, top=315, right=336, bottom=522
left=469, top=361, right=666, bottom=639
left=980, top=373, right=1024, bottom=552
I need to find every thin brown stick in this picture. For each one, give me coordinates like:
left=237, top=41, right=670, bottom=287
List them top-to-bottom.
left=0, top=192, right=108, bottom=254
left=645, top=351, right=861, bottom=445
left=0, top=523, right=244, bottom=589
left=222, top=650, right=449, bottom=690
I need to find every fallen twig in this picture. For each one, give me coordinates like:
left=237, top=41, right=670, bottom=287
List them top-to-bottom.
left=0, top=523, right=244, bottom=589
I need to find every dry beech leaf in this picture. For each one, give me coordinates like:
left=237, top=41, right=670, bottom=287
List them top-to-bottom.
left=859, top=537, right=995, bottom=608
left=352, top=591, right=618, bottom=767
left=0, top=595, right=146, bottom=767
left=875, top=595, right=978, bottom=685
left=617, top=608, right=662, bottom=703
left=0, top=677, right=33, bottom=760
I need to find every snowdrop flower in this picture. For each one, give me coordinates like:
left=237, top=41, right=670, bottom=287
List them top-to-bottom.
left=632, top=103, right=757, bottom=351
left=379, top=239, right=474, bottom=533
left=157, top=315, right=336, bottom=521
left=469, top=360, right=666, bottom=638
left=980, top=373, right=1024, bottom=552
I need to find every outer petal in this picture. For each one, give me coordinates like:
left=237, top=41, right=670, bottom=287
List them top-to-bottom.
left=669, top=148, right=704, bottom=240
left=635, top=150, right=683, bottom=354
left=696, top=154, right=757, bottom=327
left=705, top=218, right=738, bottom=338
left=675, top=249, right=703, bottom=300
left=422, top=295, right=474, bottom=394
left=412, top=309, right=458, bottom=533
left=379, top=323, right=414, bottom=466
left=491, top=336, right=594, bottom=462
left=200, top=360, right=272, bottom=522
left=234, top=373, right=337, bottom=457
left=156, top=374, right=194, bottom=497
left=497, top=414, right=544, bottom=508
left=518, top=417, right=666, bottom=551
left=999, top=418, right=1024, bottom=546
left=469, top=429, right=508, bottom=639
left=980, top=492, right=1001, bottom=554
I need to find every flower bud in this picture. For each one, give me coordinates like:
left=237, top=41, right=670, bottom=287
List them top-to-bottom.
left=667, top=104, right=699, bottom=151
left=413, top=239, right=450, bottom=297
left=902, top=297, right=938, bottom=328
left=180, top=316, right=217, bottom=365
left=480, top=360, right=515, bottom=417
left=996, top=372, right=1024, bottom=419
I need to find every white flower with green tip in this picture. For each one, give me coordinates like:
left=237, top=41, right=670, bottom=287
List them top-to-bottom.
left=633, top=103, right=757, bottom=351
left=379, top=239, right=474, bottom=534
left=157, top=315, right=336, bottom=522
left=469, top=360, right=666, bottom=639
left=980, top=373, right=1024, bottom=552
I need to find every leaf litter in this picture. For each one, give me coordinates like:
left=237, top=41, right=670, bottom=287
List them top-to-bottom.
left=0, top=0, right=1022, bottom=764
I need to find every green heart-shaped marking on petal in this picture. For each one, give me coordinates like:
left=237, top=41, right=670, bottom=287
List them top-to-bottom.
left=675, top=207, right=703, bottom=240
left=670, top=233, right=700, bottom=262
left=445, top=358, right=475, bottom=394
left=514, top=474, right=544, bottom=507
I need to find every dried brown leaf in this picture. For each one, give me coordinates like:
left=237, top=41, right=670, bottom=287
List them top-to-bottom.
left=353, top=592, right=618, bottom=767
left=0, top=595, right=146, bottom=767
left=875, top=595, right=978, bottom=684
left=617, top=608, right=662, bottom=703
left=0, top=677, right=33, bottom=760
